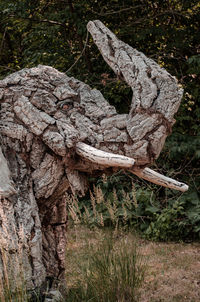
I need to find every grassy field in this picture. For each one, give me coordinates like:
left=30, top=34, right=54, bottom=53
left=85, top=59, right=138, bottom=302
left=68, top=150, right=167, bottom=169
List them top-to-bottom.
left=1, top=225, right=199, bottom=301
left=66, top=225, right=200, bottom=302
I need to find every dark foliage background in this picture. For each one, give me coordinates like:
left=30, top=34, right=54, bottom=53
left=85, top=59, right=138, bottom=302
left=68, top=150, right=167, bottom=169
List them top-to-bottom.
left=0, top=0, right=199, bottom=240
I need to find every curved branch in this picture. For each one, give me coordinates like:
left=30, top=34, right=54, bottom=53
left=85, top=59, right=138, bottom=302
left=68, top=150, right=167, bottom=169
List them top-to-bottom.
left=88, top=6, right=142, bottom=16
left=8, top=14, right=63, bottom=26
left=87, top=20, right=183, bottom=120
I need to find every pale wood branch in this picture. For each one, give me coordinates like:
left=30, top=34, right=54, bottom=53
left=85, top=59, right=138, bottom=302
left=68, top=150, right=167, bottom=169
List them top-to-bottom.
left=76, top=142, right=135, bottom=168
left=130, top=167, right=188, bottom=192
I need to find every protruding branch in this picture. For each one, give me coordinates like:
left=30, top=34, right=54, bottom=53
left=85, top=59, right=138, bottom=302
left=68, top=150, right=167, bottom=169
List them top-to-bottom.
left=76, top=142, right=135, bottom=168
left=76, top=143, right=188, bottom=192
left=130, top=167, right=188, bottom=192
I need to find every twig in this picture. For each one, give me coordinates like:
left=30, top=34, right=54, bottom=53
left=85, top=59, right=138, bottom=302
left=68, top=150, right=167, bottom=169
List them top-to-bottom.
left=89, top=6, right=142, bottom=16
left=9, top=14, right=63, bottom=26
left=0, top=28, right=7, bottom=56
left=66, top=30, right=89, bottom=74
left=0, top=65, right=17, bottom=72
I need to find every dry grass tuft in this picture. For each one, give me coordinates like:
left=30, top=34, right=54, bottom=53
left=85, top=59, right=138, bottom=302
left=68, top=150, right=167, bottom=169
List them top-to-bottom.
left=66, top=226, right=145, bottom=301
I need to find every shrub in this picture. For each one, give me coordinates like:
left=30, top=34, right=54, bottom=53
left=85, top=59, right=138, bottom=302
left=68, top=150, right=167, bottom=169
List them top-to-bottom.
left=67, top=172, right=200, bottom=242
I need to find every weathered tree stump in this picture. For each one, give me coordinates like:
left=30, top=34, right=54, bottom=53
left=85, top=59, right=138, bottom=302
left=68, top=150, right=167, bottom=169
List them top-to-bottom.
left=0, top=20, right=188, bottom=299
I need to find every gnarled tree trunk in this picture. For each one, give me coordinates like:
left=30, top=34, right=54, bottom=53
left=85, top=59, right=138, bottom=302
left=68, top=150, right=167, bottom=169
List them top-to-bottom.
left=0, top=21, right=188, bottom=300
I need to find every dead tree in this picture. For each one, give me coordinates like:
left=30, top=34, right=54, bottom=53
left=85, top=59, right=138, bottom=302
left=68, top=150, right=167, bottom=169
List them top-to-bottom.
left=0, top=20, right=188, bottom=299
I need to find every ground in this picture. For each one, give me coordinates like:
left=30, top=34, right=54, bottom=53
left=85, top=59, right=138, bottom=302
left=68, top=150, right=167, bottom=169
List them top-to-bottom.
left=66, top=225, right=200, bottom=302
left=139, top=240, right=200, bottom=302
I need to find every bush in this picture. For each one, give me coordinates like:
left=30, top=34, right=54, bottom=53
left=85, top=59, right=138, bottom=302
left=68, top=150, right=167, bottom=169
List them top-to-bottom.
left=67, top=172, right=200, bottom=242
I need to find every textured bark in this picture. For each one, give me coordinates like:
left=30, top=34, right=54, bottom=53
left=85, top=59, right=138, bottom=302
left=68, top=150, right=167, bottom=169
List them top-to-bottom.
left=0, top=20, right=187, bottom=298
left=87, top=20, right=183, bottom=165
left=0, top=64, right=119, bottom=297
left=0, top=146, right=16, bottom=197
